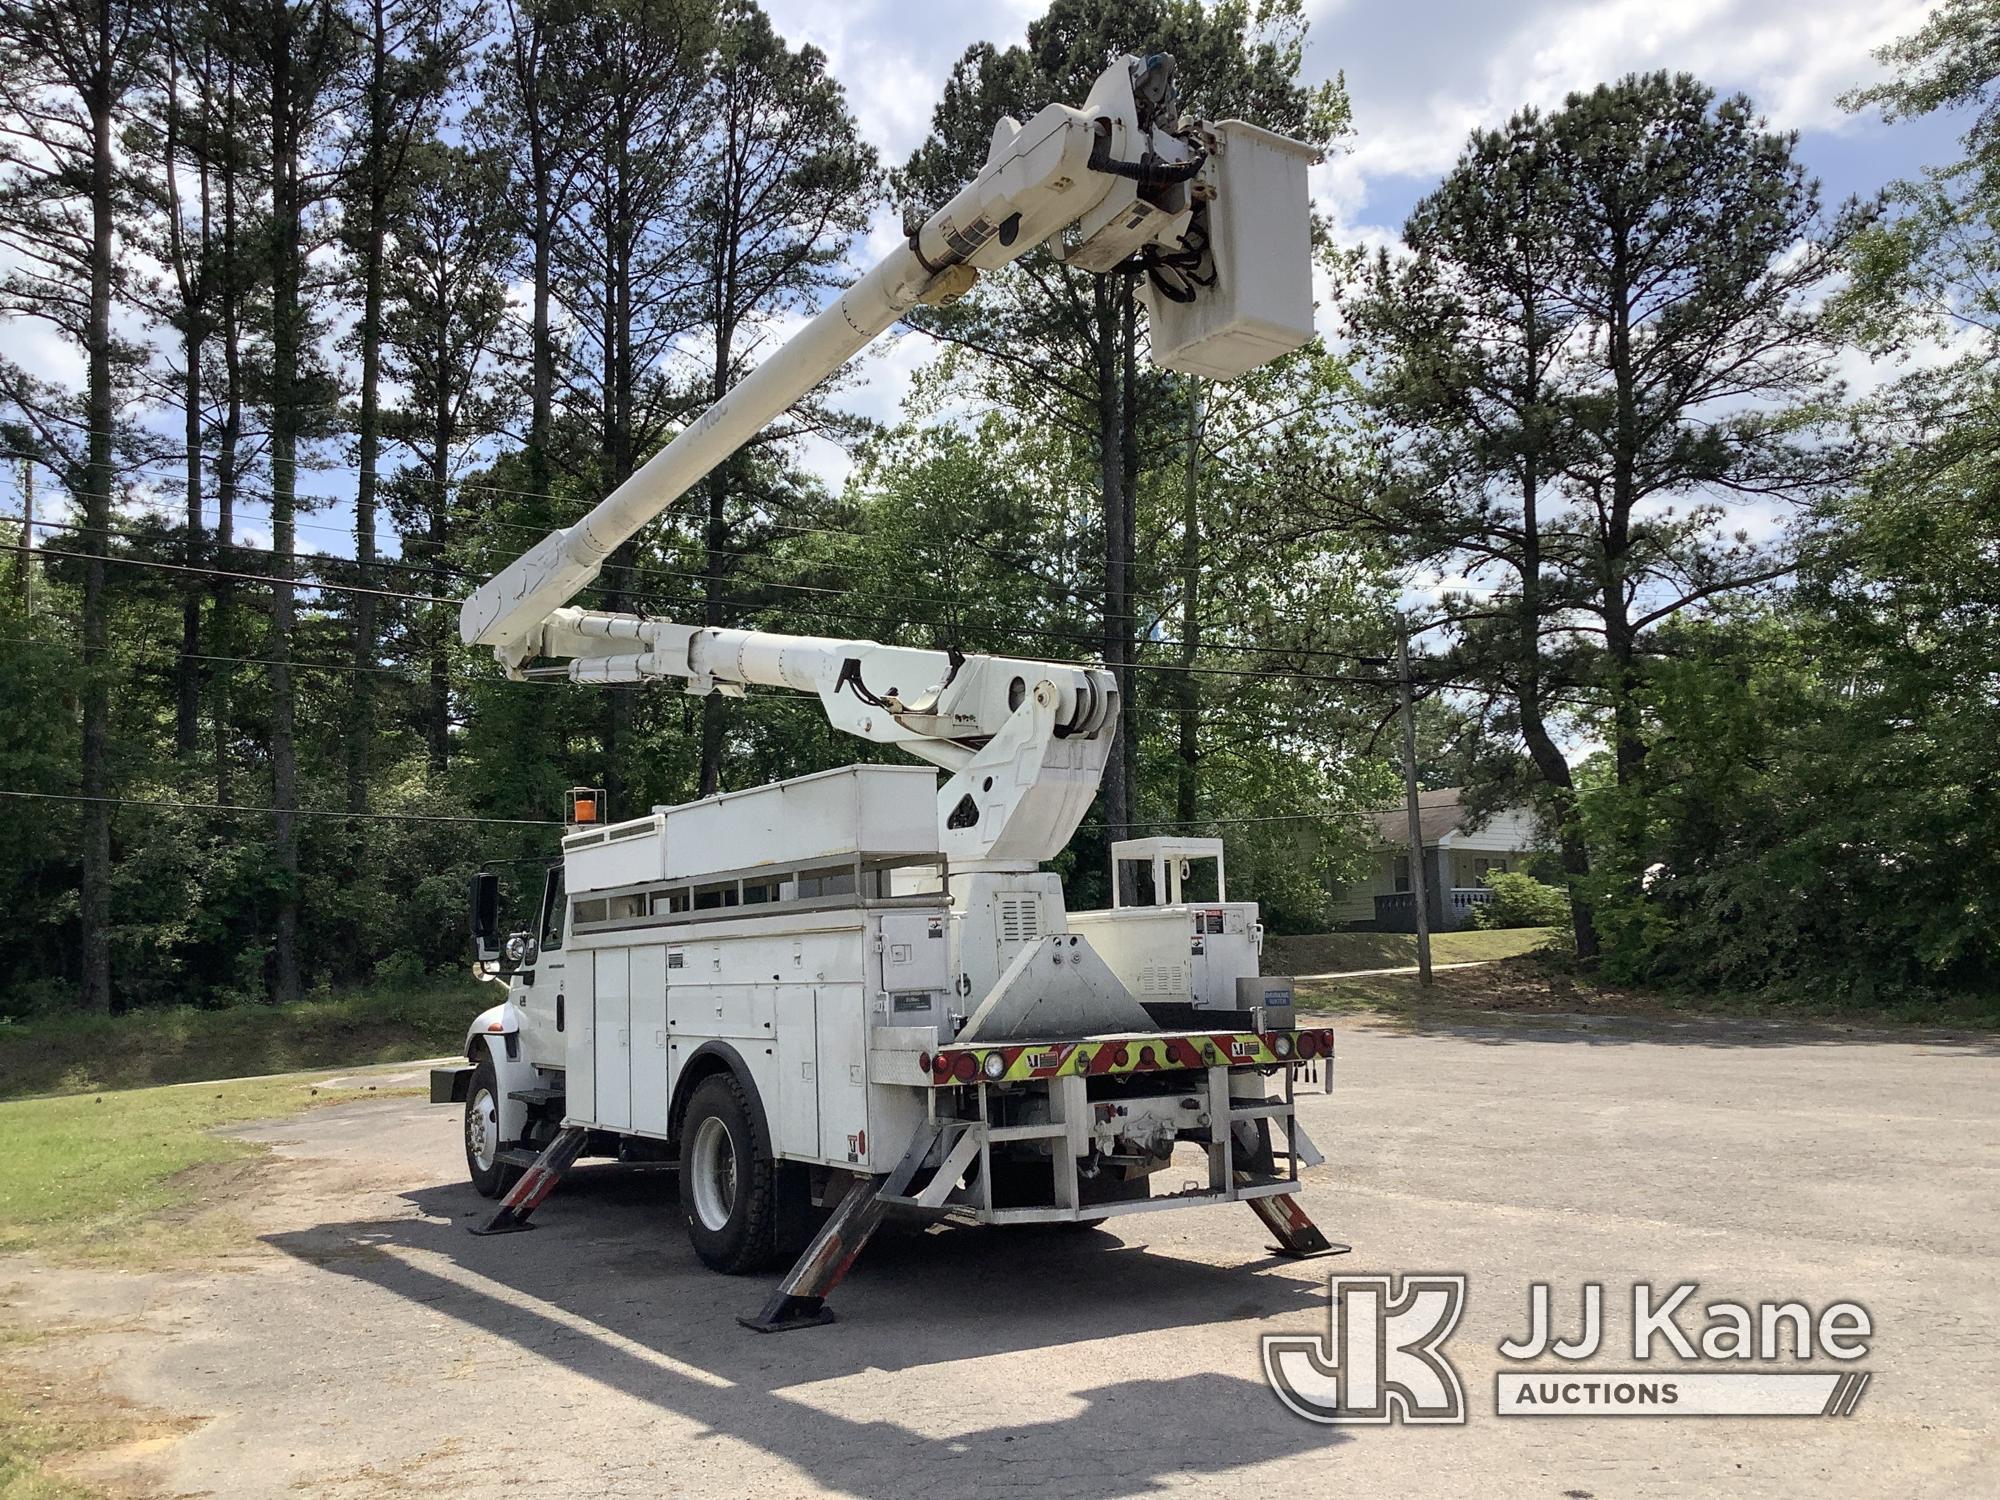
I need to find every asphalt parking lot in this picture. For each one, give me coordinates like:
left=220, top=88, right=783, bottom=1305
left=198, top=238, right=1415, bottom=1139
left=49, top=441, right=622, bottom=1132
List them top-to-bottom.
left=10, top=1014, right=1998, bottom=1499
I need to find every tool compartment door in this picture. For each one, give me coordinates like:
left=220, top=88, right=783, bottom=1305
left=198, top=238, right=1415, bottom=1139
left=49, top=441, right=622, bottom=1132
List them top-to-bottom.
left=877, top=910, right=949, bottom=994
left=629, top=946, right=668, bottom=1136
left=593, top=948, right=632, bottom=1131
left=565, top=952, right=596, bottom=1125
left=815, top=984, right=869, bottom=1165
left=773, top=985, right=819, bottom=1162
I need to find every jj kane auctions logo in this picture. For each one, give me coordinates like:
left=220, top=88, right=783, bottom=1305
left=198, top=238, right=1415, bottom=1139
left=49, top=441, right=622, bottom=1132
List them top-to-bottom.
left=1263, top=1275, right=1873, bottom=1423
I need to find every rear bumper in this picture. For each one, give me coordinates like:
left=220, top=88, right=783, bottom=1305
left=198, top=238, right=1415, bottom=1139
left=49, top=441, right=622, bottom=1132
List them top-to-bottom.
left=923, top=1026, right=1328, bottom=1087
left=888, top=1051, right=1326, bottom=1225
left=430, top=1064, right=474, bottom=1105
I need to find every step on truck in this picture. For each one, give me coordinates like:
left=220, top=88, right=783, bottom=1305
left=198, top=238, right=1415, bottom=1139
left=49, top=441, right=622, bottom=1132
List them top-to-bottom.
left=429, top=50, right=1340, bottom=1328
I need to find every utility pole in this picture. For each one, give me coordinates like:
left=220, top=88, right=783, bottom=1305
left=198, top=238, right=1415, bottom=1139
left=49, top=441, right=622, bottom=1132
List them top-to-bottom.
left=16, top=459, right=31, bottom=616
left=1397, top=617, right=1433, bottom=986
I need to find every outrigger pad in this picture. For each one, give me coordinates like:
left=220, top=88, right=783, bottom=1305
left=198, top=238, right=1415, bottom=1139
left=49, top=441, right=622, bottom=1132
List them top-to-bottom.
left=469, top=1125, right=589, bottom=1236
left=1250, top=1192, right=1350, bottom=1260
left=737, top=1295, right=838, bottom=1334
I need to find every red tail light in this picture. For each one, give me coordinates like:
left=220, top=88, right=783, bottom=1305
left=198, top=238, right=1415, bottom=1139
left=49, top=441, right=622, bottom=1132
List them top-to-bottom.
left=951, top=1051, right=980, bottom=1083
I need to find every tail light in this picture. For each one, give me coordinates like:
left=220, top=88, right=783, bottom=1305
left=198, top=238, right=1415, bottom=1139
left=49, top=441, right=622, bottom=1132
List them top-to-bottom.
left=950, top=1051, right=979, bottom=1083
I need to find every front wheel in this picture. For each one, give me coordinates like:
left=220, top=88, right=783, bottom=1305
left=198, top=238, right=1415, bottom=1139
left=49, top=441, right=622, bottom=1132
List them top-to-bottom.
left=464, top=1056, right=521, bottom=1199
left=678, top=1073, right=778, bottom=1274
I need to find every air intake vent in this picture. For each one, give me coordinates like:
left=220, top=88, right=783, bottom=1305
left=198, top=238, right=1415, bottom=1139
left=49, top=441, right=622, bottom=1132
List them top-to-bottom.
left=998, top=897, right=1040, bottom=944
left=1139, top=963, right=1188, bottom=997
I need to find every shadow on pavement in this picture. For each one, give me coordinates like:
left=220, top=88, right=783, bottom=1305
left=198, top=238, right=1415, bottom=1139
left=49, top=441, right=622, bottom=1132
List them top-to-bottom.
left=264, top=1163, right=1348, bottom=1495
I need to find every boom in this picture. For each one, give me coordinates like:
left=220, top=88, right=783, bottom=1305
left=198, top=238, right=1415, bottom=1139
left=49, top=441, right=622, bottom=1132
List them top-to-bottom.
left=457, top=52, right=1317, bottom=866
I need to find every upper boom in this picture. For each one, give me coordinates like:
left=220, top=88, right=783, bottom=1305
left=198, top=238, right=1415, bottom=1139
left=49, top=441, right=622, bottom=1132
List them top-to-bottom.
left=460, top=53, right=1317, bottom=676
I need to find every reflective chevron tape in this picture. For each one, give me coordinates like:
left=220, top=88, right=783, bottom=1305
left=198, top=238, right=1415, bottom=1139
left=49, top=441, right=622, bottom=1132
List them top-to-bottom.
left=927, top=1030, right=1309, bottom=1086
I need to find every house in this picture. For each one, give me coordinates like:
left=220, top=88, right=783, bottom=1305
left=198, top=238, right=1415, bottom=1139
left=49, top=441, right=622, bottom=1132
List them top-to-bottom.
left=1330, top=787, right=1544, bottom=932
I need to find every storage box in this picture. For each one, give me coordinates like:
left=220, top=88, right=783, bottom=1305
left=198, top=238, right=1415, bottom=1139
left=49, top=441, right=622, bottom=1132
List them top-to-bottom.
left=563, top=763, right=940, bottom=893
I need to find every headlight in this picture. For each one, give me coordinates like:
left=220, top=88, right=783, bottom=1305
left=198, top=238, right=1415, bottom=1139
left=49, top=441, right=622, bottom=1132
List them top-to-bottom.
left=503, top=934, right=536, bottom=966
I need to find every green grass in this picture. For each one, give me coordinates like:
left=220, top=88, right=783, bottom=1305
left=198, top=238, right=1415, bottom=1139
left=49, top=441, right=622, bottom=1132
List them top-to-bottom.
left=1266, top=925, right=1557, bottom=977
left=1296, top=953, right=2000, bottom=1030
left=0, top=979, right=487, bottom=1101
left=0, top=1003, right=469, bottom=1500
left=0, top=1070, right=411, bottom=1263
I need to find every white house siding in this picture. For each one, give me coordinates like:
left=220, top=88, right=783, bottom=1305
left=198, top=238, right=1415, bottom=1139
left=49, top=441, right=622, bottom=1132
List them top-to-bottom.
left=1328, top=802, right=1545, bottom=928
left=1436, top=803, right=1542, bottom=856
left=1330, top=851, right=1403, bottom=924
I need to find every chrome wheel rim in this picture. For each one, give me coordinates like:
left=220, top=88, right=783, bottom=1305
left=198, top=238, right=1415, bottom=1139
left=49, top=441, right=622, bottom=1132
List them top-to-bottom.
left=467, top=1086, right=498, bottom=1174
left=689, top=1115, right=738, bottom=1232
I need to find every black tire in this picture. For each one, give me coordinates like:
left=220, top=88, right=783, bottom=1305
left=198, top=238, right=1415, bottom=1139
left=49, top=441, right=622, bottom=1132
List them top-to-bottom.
left=464, top=1055, right=522, bottom=1200
left=678, top=1072, right=778, bottom=1274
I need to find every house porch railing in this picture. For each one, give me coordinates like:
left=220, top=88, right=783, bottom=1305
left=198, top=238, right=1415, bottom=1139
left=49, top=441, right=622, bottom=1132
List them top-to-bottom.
left=1373, top=887, right=1495, bottom=932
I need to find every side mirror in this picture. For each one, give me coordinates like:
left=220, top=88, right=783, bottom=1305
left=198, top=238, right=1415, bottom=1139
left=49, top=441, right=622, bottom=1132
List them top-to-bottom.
left=469, top=871, right=502, bottom=963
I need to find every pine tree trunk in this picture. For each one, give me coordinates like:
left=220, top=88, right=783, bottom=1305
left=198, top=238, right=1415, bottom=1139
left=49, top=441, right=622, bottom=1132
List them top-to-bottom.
left=77, top=0, right=117, bottom=1015
left=346, top=6, right=390, bottom=815
left=267, top=16, right=302, bottom=1004
left=164, top=35, right=205, bottom=761
left=212, top=59, right=244, bottom=809
left=1095, top=278, right=1128, bottom=875
left=1117, top=284, right=1139, bottom=831
left=698, top=296, right=739, bottom=799
left=176, top=322, right=203, bottom=757
left=1176, top=377, right=1201, bottom=826
left=1516, top=436, right=1599, bottom=959
left=427, top=439, right=450, bottom=772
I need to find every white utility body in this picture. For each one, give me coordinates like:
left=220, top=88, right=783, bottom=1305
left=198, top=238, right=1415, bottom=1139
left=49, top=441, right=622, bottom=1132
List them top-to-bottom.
left=432, top=53, right=1340, bottom=1329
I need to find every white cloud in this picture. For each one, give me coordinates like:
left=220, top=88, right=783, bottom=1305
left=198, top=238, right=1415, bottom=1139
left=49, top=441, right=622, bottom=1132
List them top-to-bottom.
left=1307, top=0, right=1930, bottom=245
left=759, top=2, right=1043, bottom=166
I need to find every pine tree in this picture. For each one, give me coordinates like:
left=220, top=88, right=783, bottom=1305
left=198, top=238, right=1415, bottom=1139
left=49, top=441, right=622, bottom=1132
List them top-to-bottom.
left=0, top=0, right=151, bottom=1010
left=689, top=0, right=879, bottom=796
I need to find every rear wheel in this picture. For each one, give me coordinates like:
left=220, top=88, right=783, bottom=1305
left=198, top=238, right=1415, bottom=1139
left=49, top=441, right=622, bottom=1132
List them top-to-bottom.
left=464, top=1055, right=521, bottom=1199
left=678, top=1073, right=778, bottom=1274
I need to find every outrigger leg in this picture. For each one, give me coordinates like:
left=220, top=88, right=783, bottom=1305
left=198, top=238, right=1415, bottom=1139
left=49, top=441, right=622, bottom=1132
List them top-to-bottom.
left=738, top=1123, right=941, bottom=1332
left=470, top=1124, right=589, bottom=1236
left=737, top=1173, right=890, bottom=1332
left=1247, top=1191, right=1348, bottom=1259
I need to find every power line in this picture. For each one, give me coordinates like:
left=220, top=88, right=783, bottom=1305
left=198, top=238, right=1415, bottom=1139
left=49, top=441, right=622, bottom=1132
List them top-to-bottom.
left=0, top=463, right=1363, bottom=640
left=4, top=505, right=1403, bottom=691
left=20, top=542, right=1394, bottom=692
left=0, top=632, right=568, bottom=690
left=0, top=788, right=562, bottom=826
left=1076, top=809, right=1361, bottom=834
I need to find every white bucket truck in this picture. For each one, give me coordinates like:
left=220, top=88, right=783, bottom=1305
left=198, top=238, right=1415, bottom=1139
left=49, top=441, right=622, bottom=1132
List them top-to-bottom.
left=431, top=52, right=1338, bottom=1329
